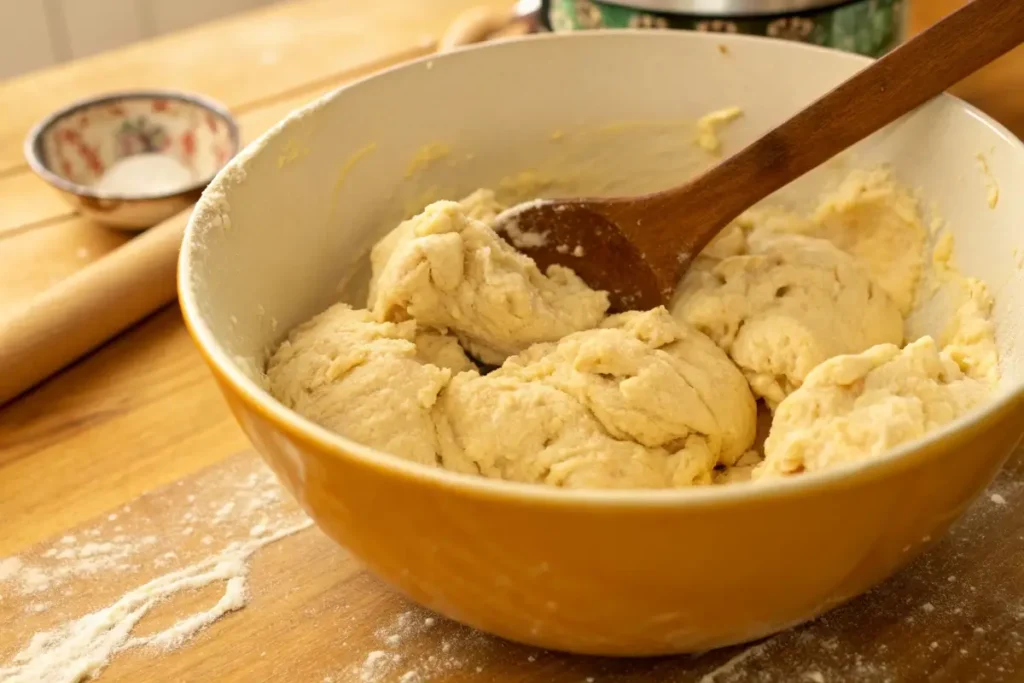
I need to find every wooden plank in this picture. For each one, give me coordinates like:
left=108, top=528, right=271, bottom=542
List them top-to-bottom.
left=0, top=0, right=505, bottom=175
left=0, top=171, right=71, bottom=238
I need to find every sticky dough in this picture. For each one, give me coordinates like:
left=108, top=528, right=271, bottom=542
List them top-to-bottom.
left=266, top=168, right=999, bottom=489
left=370, top=191, right=608, bottom=366
left=675, top=230, right=904, bottom=409
left=266, top=305, right=472, bottom=467
left=436, top=308, right=756, bottom=488
left=758, top=336, right=990, bottom=479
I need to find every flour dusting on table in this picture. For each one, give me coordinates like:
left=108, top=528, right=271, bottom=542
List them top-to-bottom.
left=0, top=460, right=312, bottom=683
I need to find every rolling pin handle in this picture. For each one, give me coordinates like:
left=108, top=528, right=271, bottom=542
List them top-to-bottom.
left=440, top=1, right=541, bottom=52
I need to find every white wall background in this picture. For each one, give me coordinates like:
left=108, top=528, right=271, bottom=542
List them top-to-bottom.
left=0, top=0, right=281, bottom=81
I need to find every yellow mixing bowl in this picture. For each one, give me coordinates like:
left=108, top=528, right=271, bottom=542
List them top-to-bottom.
left=178, top=31, right=1024, bottom=656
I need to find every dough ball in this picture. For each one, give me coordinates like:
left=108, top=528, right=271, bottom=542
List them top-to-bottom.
left=369, top=191, right=503, bottom=309
left=370, top=198, right=609, bottom=365
left=675, top=231, right=904, bottom=408
left=266, top=304, right=471, bottom=466
left=435, top=307, right=757, bottom=488
left=595, top=308, right=757, bottom=465
left=757, top=336, right=989, bottom=479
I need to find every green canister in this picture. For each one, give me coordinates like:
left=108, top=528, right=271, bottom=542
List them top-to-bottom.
left=539, top=0, right=909, bottom=58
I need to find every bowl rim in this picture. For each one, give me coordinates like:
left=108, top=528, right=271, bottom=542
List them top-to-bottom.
left=179, top=29, right=1024, bottom=508
left=23, top=88, right=241, bottom=202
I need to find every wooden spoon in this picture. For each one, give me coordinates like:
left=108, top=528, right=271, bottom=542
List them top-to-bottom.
left=493, top=0, right=1024, bottom=312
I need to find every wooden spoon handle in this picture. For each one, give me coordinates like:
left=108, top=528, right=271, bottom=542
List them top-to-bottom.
left=637, top=0, right=1024, bottom=258
left=0, top=208, right=190, bottom=406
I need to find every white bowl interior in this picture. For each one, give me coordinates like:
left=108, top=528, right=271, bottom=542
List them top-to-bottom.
left=182, top=31, right=1024, bottom=411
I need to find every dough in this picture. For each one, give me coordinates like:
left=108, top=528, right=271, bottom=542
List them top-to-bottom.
left=267, top=167, right=999, bottom=490
left=368, top=190, right=503, bottom=308
left=370, top=197, right=609, bottom=365
left=675, top=230, right=903, bottom=408
left=266, top=304, right=471, bottom=466
left=435, top=308, right=756, bottom=488
left=415, top=329, right=479, bottom=374
left=757, top=336, right=990, bottom=479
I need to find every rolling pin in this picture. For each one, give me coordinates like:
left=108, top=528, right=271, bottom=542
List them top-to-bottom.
left=439, top=2, right=539, bottom=51
left=0, top=208, right=190, bottom=406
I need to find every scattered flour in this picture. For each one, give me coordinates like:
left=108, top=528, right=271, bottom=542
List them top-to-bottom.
left=494, top=199, right=551, bottom=249
left=502, top=221, right=548, bottom=249
left=0, top=461, right=313, bottom=683
left=212, top=502, right=236, bottom=524
left=249, top=517, right=269, bottom=537
left=0, top=521, right=311, bottom=683
left=1, top=538, right=142, bottom=597
left=0, top=558, right=23, bottom=582
left=345, top=608, right=494, bottom=683
left=697, top=640, right=774, bottom=683
left=360, top=651, right=391, bottom=682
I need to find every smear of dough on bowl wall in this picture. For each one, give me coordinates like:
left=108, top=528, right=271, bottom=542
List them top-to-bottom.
left=260, top=108, right=1002, bottom=490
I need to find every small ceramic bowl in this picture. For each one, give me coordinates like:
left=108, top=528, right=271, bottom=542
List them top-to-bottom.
left=179, top=32, right=1024, bottom=656
left=25, top=89, right=240, bottom=230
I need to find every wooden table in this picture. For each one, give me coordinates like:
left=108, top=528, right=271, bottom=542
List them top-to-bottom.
left=1, top=2, right=1022, bottom=681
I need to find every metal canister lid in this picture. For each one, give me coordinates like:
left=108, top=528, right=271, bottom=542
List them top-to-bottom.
left=603, top=0, right=855, bottom=17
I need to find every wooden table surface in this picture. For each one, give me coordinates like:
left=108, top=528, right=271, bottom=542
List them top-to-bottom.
left=1, top=1, right=1023, bottom=681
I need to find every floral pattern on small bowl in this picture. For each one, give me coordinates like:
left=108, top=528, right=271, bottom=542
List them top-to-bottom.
left=25, top=90, right=240, bottom=230
left=35, top=93, right=236, bottom=192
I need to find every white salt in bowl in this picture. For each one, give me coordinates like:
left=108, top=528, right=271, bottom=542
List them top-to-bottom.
left=25, top=89, right=240, bottom=230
